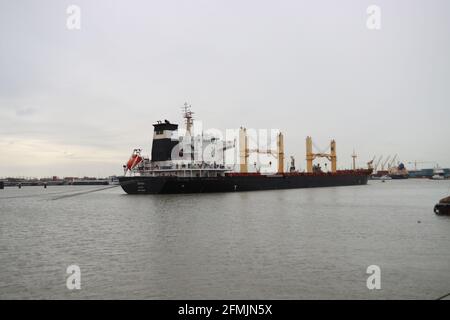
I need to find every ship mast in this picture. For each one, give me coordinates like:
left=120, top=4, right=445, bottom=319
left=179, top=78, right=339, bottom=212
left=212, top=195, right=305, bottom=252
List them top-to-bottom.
left=182, top=102, right=194, bottom=135
left=182, top=102, right=195, bottom=162
left=352, top=149, right=357, bottom=170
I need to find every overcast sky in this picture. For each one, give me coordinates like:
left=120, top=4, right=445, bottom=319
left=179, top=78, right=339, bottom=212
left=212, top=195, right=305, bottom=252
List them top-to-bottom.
left=1, top=0, right=449, bottom=177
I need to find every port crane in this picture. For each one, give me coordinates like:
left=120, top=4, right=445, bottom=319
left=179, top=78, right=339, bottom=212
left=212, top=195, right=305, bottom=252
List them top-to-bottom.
left=388, top=154, right=398, bottom=168
left=367, top=155, right=376, bottom=170
left=373, top=155, right=383, bottom=172
left=381, top=155, right=391, bottom=171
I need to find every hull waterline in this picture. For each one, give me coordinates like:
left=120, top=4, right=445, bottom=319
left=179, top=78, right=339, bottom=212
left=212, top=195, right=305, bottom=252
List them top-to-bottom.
left=119, top=171, right=371, bottom=194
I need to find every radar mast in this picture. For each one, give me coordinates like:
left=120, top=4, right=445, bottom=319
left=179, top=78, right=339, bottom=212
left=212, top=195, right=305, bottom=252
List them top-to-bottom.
left=182, top=102, right=194, bottom=135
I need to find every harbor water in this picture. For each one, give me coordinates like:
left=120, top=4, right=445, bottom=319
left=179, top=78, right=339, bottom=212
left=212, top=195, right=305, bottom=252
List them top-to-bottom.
left=0, top=179, right=449, bottom=299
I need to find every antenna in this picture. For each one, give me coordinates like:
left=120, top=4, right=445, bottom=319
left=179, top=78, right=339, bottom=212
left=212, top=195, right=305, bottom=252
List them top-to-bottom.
left=182, top=102, right=194, bottom=135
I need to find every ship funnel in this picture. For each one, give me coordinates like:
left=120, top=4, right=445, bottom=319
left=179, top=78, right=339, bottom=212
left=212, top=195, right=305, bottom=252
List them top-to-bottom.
left=151, top=121, right=179, bottom=164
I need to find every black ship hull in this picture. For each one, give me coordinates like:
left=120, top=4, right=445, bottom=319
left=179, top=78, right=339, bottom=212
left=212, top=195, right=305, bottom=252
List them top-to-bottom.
left=119, top=171, right=371, bottom=194
left=389, top=174, right=409, bottom=179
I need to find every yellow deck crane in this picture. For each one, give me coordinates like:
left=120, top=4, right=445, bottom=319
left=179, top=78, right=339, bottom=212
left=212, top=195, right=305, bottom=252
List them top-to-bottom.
left=239, top=127, right=284, bottom=174
left=306, top=136, right=337, bottom=173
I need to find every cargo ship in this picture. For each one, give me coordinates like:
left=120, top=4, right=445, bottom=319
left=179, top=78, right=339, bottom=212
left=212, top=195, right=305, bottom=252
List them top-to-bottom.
left=119, top=105, right=372, bottom=194
left=388, top=163, right=409, bottom=179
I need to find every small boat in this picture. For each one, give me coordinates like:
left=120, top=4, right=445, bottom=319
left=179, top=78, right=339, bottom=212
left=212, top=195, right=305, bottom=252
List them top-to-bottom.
left=431, top=167, right=445, bottom=180
left=371, top=175, right=391, bottom=181
left=434, top=196, right=450, bottom=215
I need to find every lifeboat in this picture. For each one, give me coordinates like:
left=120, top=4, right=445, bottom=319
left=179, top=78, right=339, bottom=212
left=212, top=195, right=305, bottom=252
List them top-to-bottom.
left=125, top=149, right=143, bottom=171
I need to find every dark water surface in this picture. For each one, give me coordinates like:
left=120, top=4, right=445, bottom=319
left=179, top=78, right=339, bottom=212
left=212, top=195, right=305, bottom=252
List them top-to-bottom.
left=1, top=179, right=449, bottom=299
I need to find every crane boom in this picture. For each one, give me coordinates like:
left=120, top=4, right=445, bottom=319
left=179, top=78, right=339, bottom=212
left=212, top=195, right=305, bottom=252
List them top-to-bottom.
left=389, top=154, right=398, bottom=168
left=374, top=155, right=383, bottom=171
left=381, top=155, right=391, bottom=171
